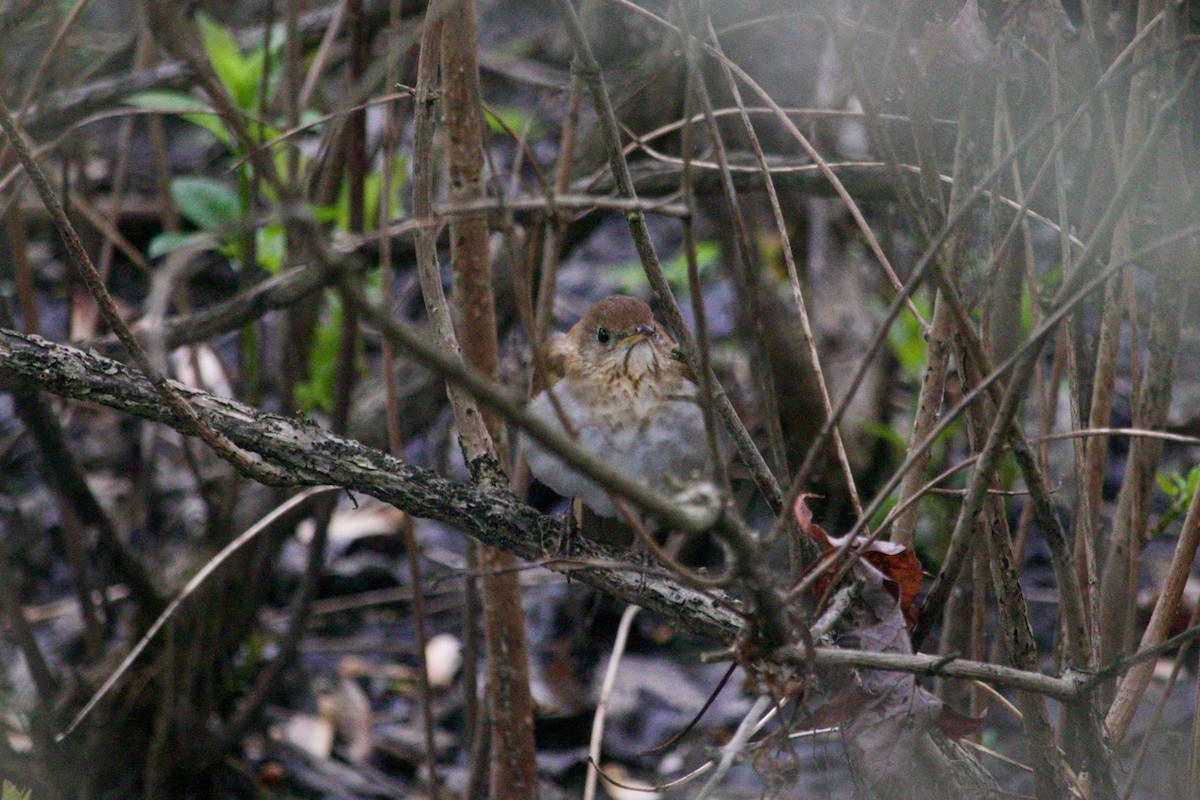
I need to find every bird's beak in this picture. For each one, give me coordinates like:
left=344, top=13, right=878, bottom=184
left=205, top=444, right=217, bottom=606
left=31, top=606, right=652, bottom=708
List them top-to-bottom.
left=617, top=325, right=656, bottom=348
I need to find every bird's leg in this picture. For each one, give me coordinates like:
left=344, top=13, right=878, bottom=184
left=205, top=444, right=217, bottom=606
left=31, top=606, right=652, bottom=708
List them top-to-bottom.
left=556, top=497, right=585, bottom=556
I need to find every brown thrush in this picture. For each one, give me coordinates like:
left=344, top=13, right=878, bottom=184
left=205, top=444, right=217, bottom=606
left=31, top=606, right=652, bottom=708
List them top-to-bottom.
left=523, top=295, right=709, bottom=520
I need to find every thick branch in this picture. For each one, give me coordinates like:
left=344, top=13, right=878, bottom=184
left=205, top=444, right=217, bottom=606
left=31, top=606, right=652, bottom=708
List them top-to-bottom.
left=0, top=326, right=739, bottom=641
left=8, top=329, right=1151, bottom=714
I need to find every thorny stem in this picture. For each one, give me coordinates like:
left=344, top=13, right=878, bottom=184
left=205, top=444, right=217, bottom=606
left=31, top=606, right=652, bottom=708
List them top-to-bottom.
left=777, top=9, right=1187, bottom=548
left=914, top=60, right=1196, bottom=660
left=766, top=105, right=1060, bottom=550
left=793, top=217, right=1200, bottom=625
left=0, top=327, right=743, bottom=641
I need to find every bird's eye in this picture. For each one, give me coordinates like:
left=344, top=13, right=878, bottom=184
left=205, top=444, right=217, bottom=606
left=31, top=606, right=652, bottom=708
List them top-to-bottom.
left=597, top=327, right=610, bottom=345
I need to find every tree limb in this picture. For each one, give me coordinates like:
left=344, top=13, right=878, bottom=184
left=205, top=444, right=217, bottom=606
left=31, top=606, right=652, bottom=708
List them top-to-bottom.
left=0, top=326, right=741, bottom=642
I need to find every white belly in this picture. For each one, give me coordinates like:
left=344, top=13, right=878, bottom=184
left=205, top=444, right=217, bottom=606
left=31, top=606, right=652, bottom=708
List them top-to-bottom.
left=522, top=383, right=709, bottom=518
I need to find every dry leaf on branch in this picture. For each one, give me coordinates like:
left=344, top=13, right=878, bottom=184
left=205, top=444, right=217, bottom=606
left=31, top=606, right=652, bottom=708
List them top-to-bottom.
left=793, top=495, right=923, bottom=627
left=792, top=497, right=995, bottom=799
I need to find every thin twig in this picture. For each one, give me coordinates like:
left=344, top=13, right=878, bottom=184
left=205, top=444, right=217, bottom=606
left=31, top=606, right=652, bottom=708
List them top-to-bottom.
left=550, top=0, right=782, bottom=511
left=607, top=0, right=926, bottom=329
left=677, top=2, right=788, bottom=479
left=438, top=3, right=539, bottom=795
left=698, top=10, right=864, bottom=518
left=532, top=74, right=582, bottom=343
left=0, top=94, right=290, bottom=486
left=0, top=327, right=745, bottom=647
left=11, top=327, right=1197, bottom=715
left=1107, top=469, right=1200, bottom=742
left=58, top=487, right=337, bottom=740
left=0, top=557, right=58, bottom=707
left=583, top=604, right=641, bottom=800
left=694, top=695, right=773, bottom=800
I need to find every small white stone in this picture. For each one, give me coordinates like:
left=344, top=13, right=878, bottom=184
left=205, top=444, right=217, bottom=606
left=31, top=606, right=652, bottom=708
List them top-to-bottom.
left=425, top=633, right=463, bottom=689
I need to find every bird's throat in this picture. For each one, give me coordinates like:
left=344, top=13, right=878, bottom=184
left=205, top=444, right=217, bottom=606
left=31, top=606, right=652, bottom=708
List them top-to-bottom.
left=621, top=340, right=660, bottom=379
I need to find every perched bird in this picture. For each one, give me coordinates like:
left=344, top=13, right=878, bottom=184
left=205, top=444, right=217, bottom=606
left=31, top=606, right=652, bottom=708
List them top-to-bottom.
left=523, top=295, right=710, bottom=522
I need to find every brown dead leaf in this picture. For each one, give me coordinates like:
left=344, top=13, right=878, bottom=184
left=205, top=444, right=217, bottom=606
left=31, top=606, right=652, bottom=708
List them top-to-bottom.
left=793, top=495, right=923, bottom=627
left=795, top=507, right=995, bottom=796
left=803, top=684, right=873, bottom=728
left=936, top=704, right=987, bottom=739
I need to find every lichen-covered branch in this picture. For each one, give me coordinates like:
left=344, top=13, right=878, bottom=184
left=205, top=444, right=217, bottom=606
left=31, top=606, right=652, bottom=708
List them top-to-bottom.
left=0, top=326, right=741, bottom=642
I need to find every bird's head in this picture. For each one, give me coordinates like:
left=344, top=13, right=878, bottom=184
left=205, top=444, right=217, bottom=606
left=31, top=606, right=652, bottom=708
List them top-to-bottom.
left=564, top=295, right=672, bottom=379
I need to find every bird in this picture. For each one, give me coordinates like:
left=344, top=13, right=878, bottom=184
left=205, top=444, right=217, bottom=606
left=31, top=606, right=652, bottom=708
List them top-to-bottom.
left=523, top=295, right=710, bottom=526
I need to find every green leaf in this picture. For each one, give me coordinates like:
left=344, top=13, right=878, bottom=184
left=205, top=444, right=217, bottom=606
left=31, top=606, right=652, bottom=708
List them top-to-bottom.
left=196, top=13, right=259, bottom=111
left=126, top=90, right=229, bottom=144
left=127, top=90, right=211, bottom=115
left=485, top=105, right=541, bottom=138
left=184, top=113, right=233, bottom=145
left=385, top=154, right=408, bottom=212
left=334, top=171, right=386, bottom=231
left=362, top=172, right=383, bottom=231
left=170, top=177, right=243, bottom=233
left=311, top=204, right=340, bottom=225
left=255, top=223, right=285, bottom=274
left=147, top=231, right=217, bottom=260
left=613, top=241, right=718, bottom=293
left=1020, top=287, right=1034, bottom=339
left=294, top=293, right=343, bottom=413
left=886, top=294, right=932, bottom=376
left=860, top=420, right=907, bottom=453
left=1151, top=465, right=1200, bottom=539
left=1185, top=465, right=1200, bottom=496
left=868, top=495, right=898, bottom=532
left=2, top=781, right=31, bottom=800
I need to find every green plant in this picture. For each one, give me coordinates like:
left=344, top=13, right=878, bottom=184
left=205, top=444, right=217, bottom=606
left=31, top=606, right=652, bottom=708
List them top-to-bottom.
left=127, top=13, right=406, bottom=411
left=130, top=13, right=290, bottom=269
left=136, top=13, right=294, bottom=266
left=195, top=13, right=284, bottom=122
left=128, top=14, right=287, bottom=148
left=131, top=14, right=410, bottom=272
left=484, top=105, right=542, bottom=139
left=146, top=176, right=299, bottom=273
left=613, top=240, right=719, bottom=294
left=293, top=270, right=382, bottom=414
left=293, top=294, right=343, bottom=414
left=886, top=294, right=932, bottom=378
left=1153, top=464, right=1200, bottom=539
left=2, top=781, right=31, bottom=800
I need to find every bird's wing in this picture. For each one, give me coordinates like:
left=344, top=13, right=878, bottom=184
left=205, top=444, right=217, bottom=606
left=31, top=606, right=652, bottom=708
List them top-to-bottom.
left=532, top=332, right=570, bottom=393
